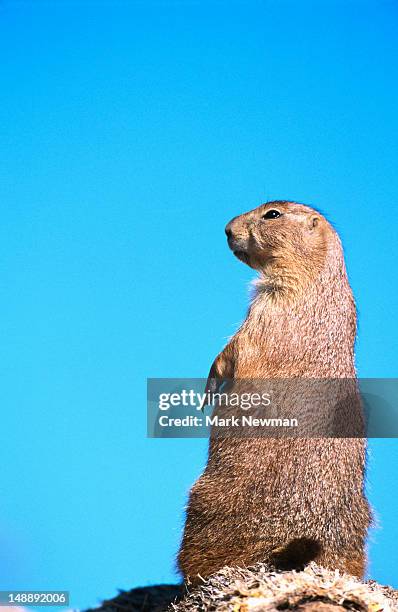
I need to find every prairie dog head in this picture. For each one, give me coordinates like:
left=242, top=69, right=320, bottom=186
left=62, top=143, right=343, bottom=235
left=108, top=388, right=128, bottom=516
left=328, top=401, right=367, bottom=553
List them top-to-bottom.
left=225, top=200, right=336, bottom=273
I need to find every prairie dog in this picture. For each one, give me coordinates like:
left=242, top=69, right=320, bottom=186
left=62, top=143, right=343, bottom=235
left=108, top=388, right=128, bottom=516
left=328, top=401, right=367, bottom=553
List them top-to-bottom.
left=178, top=201, right=370, bottom=583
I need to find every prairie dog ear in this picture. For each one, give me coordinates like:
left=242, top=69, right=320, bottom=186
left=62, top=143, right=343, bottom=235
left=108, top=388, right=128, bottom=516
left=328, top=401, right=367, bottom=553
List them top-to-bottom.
left=308, top=215, right=320, bottom=230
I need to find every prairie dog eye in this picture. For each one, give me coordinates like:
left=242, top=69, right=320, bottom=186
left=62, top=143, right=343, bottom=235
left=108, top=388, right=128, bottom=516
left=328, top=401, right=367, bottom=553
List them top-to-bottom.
left=262, top=209, right=281, bottom=220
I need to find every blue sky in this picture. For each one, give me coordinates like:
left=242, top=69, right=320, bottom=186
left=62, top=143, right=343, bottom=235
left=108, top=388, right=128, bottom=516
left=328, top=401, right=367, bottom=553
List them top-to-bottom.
left=0, top=0, right=397, bottom=609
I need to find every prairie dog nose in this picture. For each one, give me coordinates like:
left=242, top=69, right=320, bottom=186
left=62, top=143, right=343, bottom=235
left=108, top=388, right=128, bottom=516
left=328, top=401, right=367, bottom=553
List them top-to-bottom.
left=225, top=215, right=240, bottom=240
left=225, top=226, right=233, bottom=240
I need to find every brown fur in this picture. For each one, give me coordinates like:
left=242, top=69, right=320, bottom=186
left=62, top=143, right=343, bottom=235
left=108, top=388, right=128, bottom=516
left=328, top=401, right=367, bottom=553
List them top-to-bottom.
left=178, top=201, right=371, bottom=584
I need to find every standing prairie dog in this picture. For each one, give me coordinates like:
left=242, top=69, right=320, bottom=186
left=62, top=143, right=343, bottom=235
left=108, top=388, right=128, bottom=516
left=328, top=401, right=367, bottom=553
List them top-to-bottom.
left=178, top=201, right=370, bottom=584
